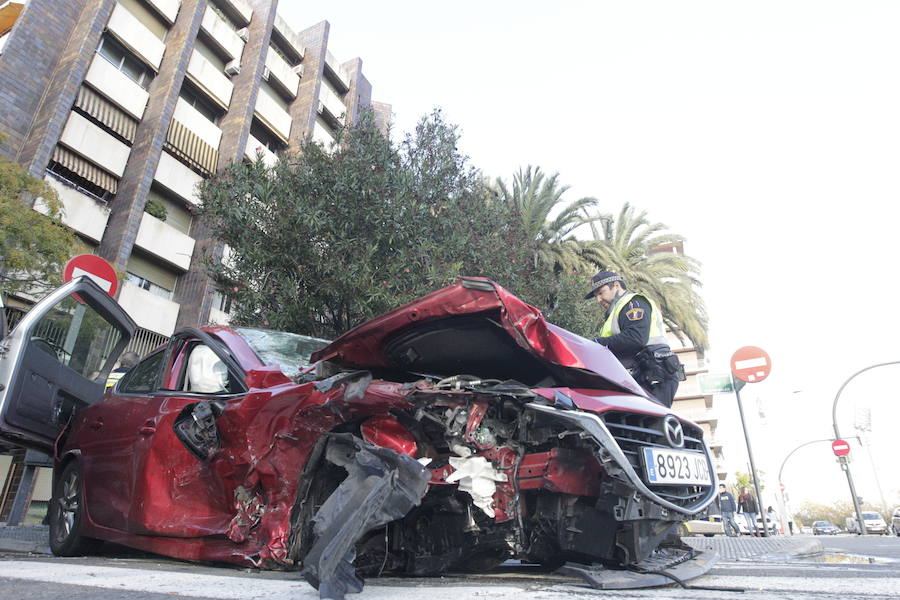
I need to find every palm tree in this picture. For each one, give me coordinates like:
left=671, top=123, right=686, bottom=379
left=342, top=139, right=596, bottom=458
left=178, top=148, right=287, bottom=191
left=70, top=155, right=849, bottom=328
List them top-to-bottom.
left=495, top=166, right=600, bottom=273
left=587, top=203, right=709, bottom=350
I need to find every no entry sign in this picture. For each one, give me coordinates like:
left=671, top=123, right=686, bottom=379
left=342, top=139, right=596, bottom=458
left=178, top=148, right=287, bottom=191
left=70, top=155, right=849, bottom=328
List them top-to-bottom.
left=63, top=254, right=118, bottom=297
left=731, top=346, right=771, bottom=383
left=832, top=439, right=851, bottom=457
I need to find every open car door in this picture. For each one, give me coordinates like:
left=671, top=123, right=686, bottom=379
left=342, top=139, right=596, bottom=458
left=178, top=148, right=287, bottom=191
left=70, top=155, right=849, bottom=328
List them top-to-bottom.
left=0, top=277, right=136, bottom=453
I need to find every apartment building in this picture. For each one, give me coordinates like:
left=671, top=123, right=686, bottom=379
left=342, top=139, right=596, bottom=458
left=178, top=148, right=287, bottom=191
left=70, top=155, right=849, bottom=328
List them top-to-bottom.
left=0, top=0, right=387, bottom=523
left=667, top=329, right=728, bottom=485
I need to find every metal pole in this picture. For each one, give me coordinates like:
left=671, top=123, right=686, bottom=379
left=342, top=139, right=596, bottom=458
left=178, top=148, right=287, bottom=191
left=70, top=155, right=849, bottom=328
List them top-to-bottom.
left=831, top=361, right=900, bottom=535
left=733, top=374, right=768, bottom=536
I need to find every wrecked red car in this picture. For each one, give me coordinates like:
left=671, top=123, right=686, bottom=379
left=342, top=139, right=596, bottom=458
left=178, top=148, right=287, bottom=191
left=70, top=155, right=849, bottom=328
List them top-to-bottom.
left=0, top=276, right=716, bottom=597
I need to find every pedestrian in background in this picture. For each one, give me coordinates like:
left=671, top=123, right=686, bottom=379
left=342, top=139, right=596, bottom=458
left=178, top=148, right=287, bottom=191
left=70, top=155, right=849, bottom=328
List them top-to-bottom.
left=716, top=484, right=740, bottom=537
left=738, top=486, right=759, bottom=536
left=766, top=506, right=779, bottom=535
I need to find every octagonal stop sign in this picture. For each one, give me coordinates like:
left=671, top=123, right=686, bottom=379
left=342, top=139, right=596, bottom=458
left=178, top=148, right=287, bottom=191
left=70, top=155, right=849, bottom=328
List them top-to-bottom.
left=730, top=346, right=771, bottom=383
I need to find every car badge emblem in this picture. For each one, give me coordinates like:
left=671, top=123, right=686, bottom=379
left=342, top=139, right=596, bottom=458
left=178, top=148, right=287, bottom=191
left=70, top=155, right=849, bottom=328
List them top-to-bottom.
left=663, top=415, right=684, bottom=448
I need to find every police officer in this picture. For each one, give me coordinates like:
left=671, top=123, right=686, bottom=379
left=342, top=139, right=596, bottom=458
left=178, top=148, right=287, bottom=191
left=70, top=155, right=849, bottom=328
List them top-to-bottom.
left=585, top=270, right=684, bottom=407
left=105, top=351, right=140, bottom=390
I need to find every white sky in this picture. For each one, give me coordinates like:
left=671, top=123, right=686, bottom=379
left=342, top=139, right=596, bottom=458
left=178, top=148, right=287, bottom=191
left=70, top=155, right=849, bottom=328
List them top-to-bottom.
left=281, top=1, right=900, bottom=512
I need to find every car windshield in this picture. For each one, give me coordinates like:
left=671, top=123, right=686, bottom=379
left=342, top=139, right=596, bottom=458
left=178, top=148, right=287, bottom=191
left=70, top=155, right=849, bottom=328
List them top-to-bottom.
left=234, top=328, right=330, bottom=379
left=862, top=512, right=881, bottom=519
left=813, top=521, right=826, bottom=526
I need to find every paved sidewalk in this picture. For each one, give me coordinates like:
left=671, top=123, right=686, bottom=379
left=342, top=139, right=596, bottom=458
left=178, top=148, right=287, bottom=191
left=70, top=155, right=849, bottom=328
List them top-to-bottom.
left=683, top=534, right=823, bottom=561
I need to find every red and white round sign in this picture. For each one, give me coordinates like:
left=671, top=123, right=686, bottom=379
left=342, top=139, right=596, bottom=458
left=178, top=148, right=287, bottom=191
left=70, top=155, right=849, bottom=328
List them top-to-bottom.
left=63, top=254, right=118, bottom=297
left=730, top=346, right=772, bottom=383
left=832, top=439, right=851, bottom=457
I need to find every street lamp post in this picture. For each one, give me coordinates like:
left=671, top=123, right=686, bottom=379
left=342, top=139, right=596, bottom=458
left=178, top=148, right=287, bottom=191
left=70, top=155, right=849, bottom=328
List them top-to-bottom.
left=831, top=361, right=900, bottom=535
left=777, top=437, right=858, bottom=535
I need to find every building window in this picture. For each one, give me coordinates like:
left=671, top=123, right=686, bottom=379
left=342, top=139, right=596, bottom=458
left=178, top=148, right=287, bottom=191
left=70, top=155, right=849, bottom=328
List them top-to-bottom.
left=97, top=35, right=154, bottom=90
left=179, top=81, right=224, bottom=124
left=250, top=118, right=286, bottom=153
left=46, top=145, right=118, bottom=202
left=125, top=272, right=173, bottom=300
left=212, top=290, right=233, bottom=314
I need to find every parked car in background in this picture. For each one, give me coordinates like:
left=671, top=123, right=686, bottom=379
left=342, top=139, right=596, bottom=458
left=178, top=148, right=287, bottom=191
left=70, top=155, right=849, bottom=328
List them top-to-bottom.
left=0, top=277, right=719, bottom=598
left=892, top=508, right=900, bottom=536
left=846, top=512, right=888, bottom=534
left=736, top=513, right=778, bottom=535
left=680, top=514, right=725, bottom=537
left=812, top=520, right=840, bottom=535
left=800, top=526, right=813, bottom=534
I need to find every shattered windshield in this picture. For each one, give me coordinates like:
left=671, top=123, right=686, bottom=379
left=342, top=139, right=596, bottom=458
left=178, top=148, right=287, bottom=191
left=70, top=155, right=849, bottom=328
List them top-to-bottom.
left=234, top=327, right=330, bottom=378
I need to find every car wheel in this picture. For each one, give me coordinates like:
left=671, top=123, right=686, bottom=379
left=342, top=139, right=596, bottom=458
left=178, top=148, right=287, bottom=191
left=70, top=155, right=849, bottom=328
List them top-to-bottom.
left=49, top=461, right=102, bottom=556
left=703, top=533, right=714, bottom=538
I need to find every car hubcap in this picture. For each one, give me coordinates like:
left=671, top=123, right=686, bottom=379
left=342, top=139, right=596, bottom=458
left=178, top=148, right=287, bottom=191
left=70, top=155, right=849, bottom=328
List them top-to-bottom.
left=55, top=471, right=79, bottom=542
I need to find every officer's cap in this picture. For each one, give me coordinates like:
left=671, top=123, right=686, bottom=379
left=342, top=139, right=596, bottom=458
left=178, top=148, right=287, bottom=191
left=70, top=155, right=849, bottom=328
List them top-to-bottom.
left=585, top=270, right=624, bottom=299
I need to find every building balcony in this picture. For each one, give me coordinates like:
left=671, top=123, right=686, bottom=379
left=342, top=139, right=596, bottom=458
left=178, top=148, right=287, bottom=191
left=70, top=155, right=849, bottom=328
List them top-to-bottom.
left=143, top=0, right=180, bottom=24
left=218, top=0, right=252, bottom=25
left=106, top=2, right=166, bottom=70
left=200, top=5, right=244, bottom=63
left=272, top=13, right=305, bottom=62
left=187, top=49, right=234, bottom=110
left=264, top=49, right=299, bottom=99
left=323, top=50, right=350, bottom=94
left=84, top=54, right=149, bottom=119
left=318, top=84, right=346, bottom=127
left=254, top=87, right=292, bottom=143
left=173, top=97, right=222, bottom=149
left=59, top=111, right=130, bottom=177
left=312, top=119, right=335, bottom=148
left=244, top=133, right=278, bottom=167
left=154, top=150, right=203, bottom=206
left=38, top=176, right=110, bottom=243
left=134, top=212, right=195, bottom=271
left=117, top=281, right=180, bottom=337
left=208, top=307, right=232, bottom=326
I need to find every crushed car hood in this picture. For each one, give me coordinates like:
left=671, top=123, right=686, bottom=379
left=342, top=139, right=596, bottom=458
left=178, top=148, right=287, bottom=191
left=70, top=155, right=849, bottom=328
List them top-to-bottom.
left=312, top=277, right=649, bottom=398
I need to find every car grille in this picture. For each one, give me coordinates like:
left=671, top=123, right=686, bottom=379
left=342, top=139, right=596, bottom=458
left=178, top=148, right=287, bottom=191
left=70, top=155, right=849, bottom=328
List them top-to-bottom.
left=601, top=411, right=710, bottom=509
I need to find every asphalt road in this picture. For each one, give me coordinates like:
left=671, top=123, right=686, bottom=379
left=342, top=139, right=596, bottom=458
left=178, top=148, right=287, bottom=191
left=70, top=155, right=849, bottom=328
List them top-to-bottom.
left=810, top=533, right=900, bottom=561
left=0, top=551, right=897, bottom=600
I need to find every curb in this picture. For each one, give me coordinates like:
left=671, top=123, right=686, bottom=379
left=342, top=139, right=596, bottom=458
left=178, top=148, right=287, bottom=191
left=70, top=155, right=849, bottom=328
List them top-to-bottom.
left=0, top=538, right=51, bottom=555
left=754, top=538, right=824, bottom=562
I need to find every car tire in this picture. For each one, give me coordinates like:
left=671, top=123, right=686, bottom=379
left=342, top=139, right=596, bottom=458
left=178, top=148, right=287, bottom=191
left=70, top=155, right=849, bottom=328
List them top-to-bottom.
left=49, top=461, right=102, bottom=557
left=703, top=533, right=714, bottom=538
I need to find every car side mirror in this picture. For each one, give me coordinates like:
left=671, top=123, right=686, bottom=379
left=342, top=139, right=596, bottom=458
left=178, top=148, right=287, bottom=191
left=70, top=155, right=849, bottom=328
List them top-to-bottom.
left=245, top=365, right=292, bottom=389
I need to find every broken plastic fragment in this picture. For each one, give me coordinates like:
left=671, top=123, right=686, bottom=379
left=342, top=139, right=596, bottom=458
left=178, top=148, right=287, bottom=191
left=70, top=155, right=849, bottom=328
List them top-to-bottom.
left=300, top=434, right=429, bottom=600
left=445, top=455, right=507, bottom=518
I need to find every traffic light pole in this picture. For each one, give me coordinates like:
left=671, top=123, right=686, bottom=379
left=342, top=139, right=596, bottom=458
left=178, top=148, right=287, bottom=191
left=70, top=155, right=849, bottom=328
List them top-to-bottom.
left=831, top=361, right=900, bottom=535
left=732, top=374, right=768, bottom=537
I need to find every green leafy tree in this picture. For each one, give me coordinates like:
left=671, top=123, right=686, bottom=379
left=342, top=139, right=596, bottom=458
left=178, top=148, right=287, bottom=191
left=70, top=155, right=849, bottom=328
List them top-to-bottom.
left=200, top=110, right=548, bottom=338
left=0, top=148, right=76, bottom=298
left=495, top=165, right=599, bottom=273
left=587, top=203, right=709, bottom=350
left=733, top=470, right=766, bottom=493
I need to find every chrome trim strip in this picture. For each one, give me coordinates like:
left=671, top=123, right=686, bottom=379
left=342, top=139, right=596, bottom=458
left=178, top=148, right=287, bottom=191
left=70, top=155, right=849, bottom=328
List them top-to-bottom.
left=526, top=402, right=717, bottom=516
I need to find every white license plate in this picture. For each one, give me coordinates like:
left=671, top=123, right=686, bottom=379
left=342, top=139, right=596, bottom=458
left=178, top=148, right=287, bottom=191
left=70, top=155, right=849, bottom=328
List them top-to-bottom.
left=642, top=447, right=711, bottom=486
